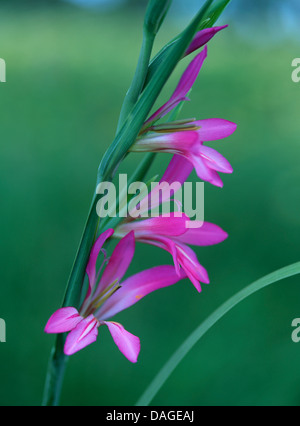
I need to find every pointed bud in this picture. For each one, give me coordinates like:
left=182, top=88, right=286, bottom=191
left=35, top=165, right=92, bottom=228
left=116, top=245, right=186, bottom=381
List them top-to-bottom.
left=185, top=25, right=228, bottom=57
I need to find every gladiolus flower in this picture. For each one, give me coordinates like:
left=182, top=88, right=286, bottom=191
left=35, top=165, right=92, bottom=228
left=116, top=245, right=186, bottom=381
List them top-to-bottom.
left=184, top=26, right=228, bottom=57
left=137, top=42, right=237, bottom=187
left=144, top=48, right=208, bottom=128
left=131, top=120, right=236, bottom=187
left=122, top=154, right=229, bottom=292
left=132, top=155, right=195, bottom=218
left=115, top=218, right=228, bottom=293
left=45, top=230, right=186, bottom=362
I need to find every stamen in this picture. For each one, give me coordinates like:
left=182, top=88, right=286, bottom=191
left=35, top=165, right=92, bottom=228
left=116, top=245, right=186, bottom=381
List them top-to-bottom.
left=139, top=119, right=200, bottom=136
left=150, top=125, right=201, bottom=133
left=93, top=280, right=121, bottom=310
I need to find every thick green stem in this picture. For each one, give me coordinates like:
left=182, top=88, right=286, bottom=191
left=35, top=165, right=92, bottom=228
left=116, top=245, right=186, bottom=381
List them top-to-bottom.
left=117, top=0, right=172, bottom=132
left=117, top=30, right=155, bottom=133
left=42, top=193, right=100, bottom=406
left=62, top=195, right=100, bottom=308
left=42, top=334, right=68, bottom=407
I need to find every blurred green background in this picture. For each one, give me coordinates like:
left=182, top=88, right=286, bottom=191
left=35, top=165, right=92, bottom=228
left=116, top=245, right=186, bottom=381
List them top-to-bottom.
left=1, top=0, right=300, bottom=406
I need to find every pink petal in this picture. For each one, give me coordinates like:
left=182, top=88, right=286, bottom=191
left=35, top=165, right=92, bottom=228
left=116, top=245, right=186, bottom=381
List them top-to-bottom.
left=185, top=26, right=228, bottom=56
left=171, top=47, right=208, bottom=104
left=145, top=48, right=207, bottom=124
left=195, top=119, right=237, bottom=141
left=135, top=131, right=199, bottom=152
left=133, top=133, right=203, bottom=190
left=200, top=146, right=233, bottom=174
left=191, top=154, right=223, bottom=186
left=136, top=155, right=193, bottom=217
left=161, top=155, right=194, bottom=187
left=207, top=170, right=224, bottom=188
left=117, top=214, right=190, bottom=239
left=174, top=222, right=228, bottom=246
left=86, top=229, right=114, bottom=296
left=96, top=231, right=135, bottom=296
left=127, top=235, right=209, bottom=293
left=134, top=235, right=183, bottom=278
left=138, top=235, right=182, bottom=275
left=143, top=235, right=210, bottom=292
left=176, top=242, right=210, bottom=292
left=97, top=266, right=186, bottom=320
left=44, top=307, right=82, bottom=334
left=64, top=315, right=99, bottom=356
left=103, top=321, right=140, bottom=363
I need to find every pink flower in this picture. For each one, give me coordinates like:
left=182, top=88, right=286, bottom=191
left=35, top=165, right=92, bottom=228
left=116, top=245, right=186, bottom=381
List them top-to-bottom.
left=144, top=25, right=229, bottom=128
left=184, top=26, right=228, bottom=57
left=136, top=42, right=237, bottom=188
left=144, top=48, right=208, bottom=128
left=132, top=119, right=236, bottom=187
left=120, top=155, right=229, bottom=292
left=132, top=155, right=195, bottom=218
left=115, top=217, right=228, bottom=293
left=45, top=230, right=186, bottom=362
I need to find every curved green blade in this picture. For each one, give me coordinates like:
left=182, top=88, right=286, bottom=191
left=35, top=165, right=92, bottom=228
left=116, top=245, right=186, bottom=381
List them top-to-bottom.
left=136, top=262, right=300, bottom=406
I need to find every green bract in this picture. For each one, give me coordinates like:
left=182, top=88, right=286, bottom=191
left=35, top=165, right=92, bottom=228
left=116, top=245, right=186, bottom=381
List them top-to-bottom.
left=144, top=0, right=172, bottom=36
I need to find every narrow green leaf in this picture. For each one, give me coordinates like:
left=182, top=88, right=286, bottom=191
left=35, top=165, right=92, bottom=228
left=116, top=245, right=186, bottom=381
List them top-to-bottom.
left=117, top=0, right=172, bottom=132
left=144, top=0, right=173, bottom=36
left=199, top=0, right=231, bottom=30
left=136, top=262, right=300, bottom=406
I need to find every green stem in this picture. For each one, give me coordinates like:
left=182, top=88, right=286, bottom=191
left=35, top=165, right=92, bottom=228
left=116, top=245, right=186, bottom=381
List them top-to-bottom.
left=117, top=0, right=173, bottom=132
left=117, top=29, right=155, bottom=133
left=100, top=152, right=156, bottom=232
left=42, top=193, right=100, bottom=406
left=62, top=195, right=100, bottom=308
left=42, top=334, right=68, bottom=407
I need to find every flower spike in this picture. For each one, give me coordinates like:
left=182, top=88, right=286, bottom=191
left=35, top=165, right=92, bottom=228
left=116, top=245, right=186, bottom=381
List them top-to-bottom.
left=45, top=231, right=186, bottom=362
